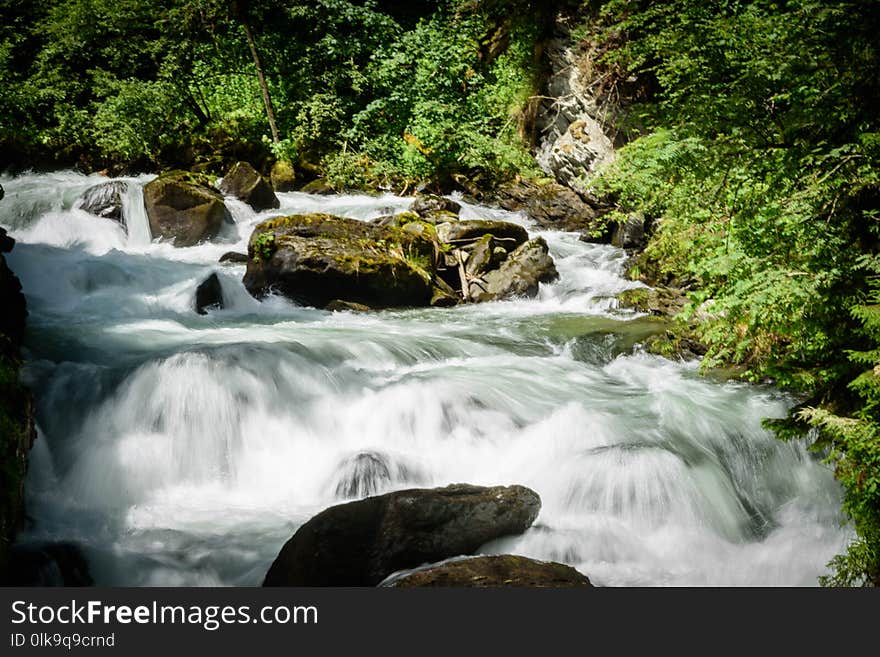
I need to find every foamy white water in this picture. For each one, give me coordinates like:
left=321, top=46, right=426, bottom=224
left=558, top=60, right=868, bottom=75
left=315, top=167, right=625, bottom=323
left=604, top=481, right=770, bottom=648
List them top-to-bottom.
left=0, top=171, right=849, bottom=586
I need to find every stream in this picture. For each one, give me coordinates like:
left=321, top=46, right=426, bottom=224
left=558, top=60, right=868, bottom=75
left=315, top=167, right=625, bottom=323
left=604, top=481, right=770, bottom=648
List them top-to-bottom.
left=0, top=171, right=849, bottom=586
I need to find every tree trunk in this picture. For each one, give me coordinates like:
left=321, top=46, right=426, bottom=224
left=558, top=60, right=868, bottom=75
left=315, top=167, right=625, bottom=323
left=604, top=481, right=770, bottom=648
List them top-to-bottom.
left=241, top=19, right=280, bottom=144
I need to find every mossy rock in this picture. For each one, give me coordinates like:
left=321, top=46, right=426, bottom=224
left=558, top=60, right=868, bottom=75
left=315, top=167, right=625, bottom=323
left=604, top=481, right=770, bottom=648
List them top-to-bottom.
left=270, top=159, right=296, bottom=192
left=219, top=161, right=279, bottom=212
left=143, top=170, right=231, bottom=246
left=243, top=213, right=438, bottom=309
left=436, top=220, right=528, bottom=251
left=618, top=286, right=688, bottom=317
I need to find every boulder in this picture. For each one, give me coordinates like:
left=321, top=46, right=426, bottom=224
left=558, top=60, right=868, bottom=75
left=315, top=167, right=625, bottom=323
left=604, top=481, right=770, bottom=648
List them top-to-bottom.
left=270, top=160, right=296, bottom=192
left=219, top=161, right=280, bottom=212
left=143, top=171, right=231, bottom=247
left=298, top=178, right=335, bottom=195
left=73, top=180, right=128, bottom=227
left=493, top=180, right=606, bottom=235
left=0, top=183, right=3, bottom=201
left=243, top=213, right=436, bottom=309
left=435, top=220, right=528, bottom=251
left=470, top=237, right=559, bottom=302
left=219, top=251, right=248, bottom=264
left=194, top=273, right=224, bottom=314
left=263, top=483, right=541, bottom=586
left=388, top=555, right=592, bottom=588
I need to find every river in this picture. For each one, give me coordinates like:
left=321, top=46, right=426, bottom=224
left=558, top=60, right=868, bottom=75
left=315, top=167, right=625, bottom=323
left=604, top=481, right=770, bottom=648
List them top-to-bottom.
left=0, top=171, right=849, bottom=586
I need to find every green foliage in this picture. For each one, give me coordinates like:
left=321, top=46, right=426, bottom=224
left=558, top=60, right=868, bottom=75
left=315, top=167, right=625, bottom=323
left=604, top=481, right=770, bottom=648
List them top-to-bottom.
left=595, top=0, right=880, bottom=584
left=251, top=232, right=276, bottom=263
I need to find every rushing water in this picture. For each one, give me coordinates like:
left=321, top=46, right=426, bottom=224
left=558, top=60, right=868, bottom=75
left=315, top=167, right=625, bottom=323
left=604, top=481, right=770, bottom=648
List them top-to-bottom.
left=0, top=171, right=849, bottom=586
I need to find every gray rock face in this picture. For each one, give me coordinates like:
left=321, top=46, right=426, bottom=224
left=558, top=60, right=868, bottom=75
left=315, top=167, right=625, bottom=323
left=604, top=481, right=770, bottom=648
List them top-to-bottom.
left=534, top=23, right=618, bottom=192
left=219, top=161, right=280, bottom=212
left=143, top=171, right=231, bottom=247
left=74, top=180, right=128, bottom=228
left=611, top=213, right=647, bottom=251
left=471, top=237, right=559, bottom=302
left=194, top=273, right=224, bottom=314
left=263, top=483, right=541, bottom=586
left=388, top=555, right=593, bottom=588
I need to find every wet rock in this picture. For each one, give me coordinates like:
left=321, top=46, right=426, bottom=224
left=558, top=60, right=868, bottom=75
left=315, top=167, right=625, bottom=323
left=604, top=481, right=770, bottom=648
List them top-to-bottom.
left=270, top=160, right=296, bottom=192
left=219, top=161, right=279, bottom=212
left=143, top=171, right=231, bottom=247
left=298, top=178, right=335, bottom=195
left=74, top=180, right=128, bottom=227
left=493, top=180, right=606, bottom=236
left=0, top=183, right=3, bottom=201
left=410, top=195, right=462, bottom=222
left=370, top=211, right=421, bottom=228
left=243, top=213, right=436, bottom=309
left=435, top=220, right=528, bottom=251
left=0, top=228, right=36, bottom=583
left=470, top=237, right=559, bottom=302
left=219, top=251, right=248, bottom=264
left=194, top=273, right=224, bottom=314
left=617, top=286, right=687, bottom=318
left=326, top=299, right=371, bottom=312
left=331, top=451, right=421, bottom=499
left=263, top=483, right=541, bottom=586
left=9, top=542, right=93, bottom=586
left=388, top=555, right=592, bottom=588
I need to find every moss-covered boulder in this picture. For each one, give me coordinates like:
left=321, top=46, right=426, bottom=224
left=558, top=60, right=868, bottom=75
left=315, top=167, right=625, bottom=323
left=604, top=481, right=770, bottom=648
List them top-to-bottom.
left=270, top=159, right=296, bottom=192
left=219, top=161, right=280, bottom=212
left=143, top=170, right=231, bottom=246
left=243, top=213, right=437, bottom=309
left=470, top=237, right=559, bottom=302
left=389, top=555, right=593, bottom=587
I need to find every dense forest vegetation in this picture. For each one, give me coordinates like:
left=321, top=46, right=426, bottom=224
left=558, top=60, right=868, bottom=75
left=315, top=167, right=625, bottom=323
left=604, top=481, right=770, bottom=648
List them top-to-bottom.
left=1, top=0, right=877, bottom=585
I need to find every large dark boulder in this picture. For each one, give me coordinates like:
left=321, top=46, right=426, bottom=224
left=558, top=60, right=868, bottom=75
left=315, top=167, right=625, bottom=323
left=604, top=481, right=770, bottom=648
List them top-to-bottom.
left=219, top=161, right=280, bottom=212
left=143, top=171, right=231, bottom=247
left=74, top=180, right=128, bottom=228
left=611, top=212, right=648, bottom=251
left=243, top=213, right=436, bottom=309
left=0, top=227, right=37, bottom=583
left=470, top=237, right=559, bottom=302
left=194, top=272, right=224, bottom=314
left=263, top=483, right=541, bottom=586
left=9, top=542, right=93, bottom=586
left=389, top=555, right=592, bottom=588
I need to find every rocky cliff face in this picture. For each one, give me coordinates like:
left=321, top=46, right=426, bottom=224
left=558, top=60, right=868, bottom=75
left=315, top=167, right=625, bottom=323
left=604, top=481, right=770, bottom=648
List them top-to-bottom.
left=533, top=16, right=633, bottom=195
left=0, top=224, right=36, bottom=583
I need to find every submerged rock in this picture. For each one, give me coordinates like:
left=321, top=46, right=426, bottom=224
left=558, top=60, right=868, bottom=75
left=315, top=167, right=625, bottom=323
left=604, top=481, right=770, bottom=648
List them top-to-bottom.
left=219, top=161, right=279, bottom=212
left=143, top=170, right=231, bottom=247
left=74, top=180, right=128, bottom=228
left=243, top=213, right=436, bottom=309
left=470, top=237, right=559, bottom=302
left=219, top=251, right=248, bottom=264
left=194, top=272, right=224, bottom=314
left=325, top=299, right=372, bottom=312
left=263, top=483, right=541, bottom=586
left=388, top=555, right=592, bottom=588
